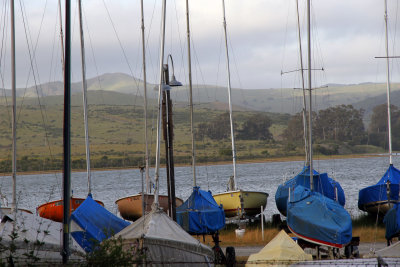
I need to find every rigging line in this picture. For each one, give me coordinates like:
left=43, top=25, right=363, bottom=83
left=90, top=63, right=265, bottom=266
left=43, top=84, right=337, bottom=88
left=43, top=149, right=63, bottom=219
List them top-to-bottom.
left=0, top=0, right=11, bottom=123
left=17, top=0, right=48, bottom=118
left=18, top=0, right=59, bottom=176
left=101, top=0, right=141, bottom=94
left=145, top=0, right=159, bottom=85
left=172, top=0, right=186, bottom=89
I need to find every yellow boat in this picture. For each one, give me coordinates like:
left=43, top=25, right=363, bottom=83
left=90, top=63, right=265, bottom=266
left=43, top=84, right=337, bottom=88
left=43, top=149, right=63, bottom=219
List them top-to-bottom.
left=213, top=190, right=269, bottom=218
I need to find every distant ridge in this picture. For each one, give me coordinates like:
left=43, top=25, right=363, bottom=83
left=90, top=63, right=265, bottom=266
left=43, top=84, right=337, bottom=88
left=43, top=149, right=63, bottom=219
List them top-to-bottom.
left=0, top=72, right=398, bottom=114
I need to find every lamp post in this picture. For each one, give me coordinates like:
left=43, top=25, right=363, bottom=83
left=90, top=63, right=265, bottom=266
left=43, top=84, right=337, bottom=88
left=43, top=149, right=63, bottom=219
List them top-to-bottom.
left=162, top=54, right=182, bottom=221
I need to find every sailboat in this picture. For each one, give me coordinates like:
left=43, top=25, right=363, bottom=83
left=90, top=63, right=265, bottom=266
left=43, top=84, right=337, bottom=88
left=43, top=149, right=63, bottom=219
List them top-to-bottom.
left=36, top=0, right=103, bottom=223
left=115, top=0, right=183, bottom=221
left=176, top=0, right=225, bottom=235
left=212, top=0, right=269, bottom=219
left=275, top=0, right=345, bottom=217
left=286, top=0, right=352, bottom=248
left=380, top=0, right=400, bottom=243
left=1, top=1, right=84, bottom=264
left=358, top=1, right=400, bottom=216
left=114, top=2, right=213, bottom=264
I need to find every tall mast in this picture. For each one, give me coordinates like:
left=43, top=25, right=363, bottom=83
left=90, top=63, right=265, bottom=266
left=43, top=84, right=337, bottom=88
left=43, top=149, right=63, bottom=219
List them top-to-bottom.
left=10, top=0, right=16, bottom=212
left=58, top=0, right=65, bottom=70
left=62, top=0, right=72, bottom=263
left=77, top=0, right=92, bottom=195
left=140, top=0, right=151, bottom=193
left=154, top=0, right=167, bottom=206
left=185, top=0, right=196, bottom=187
left=221, top=0, right=237, bottom=191
left=296, top=0, right=309, bottom=167
left=307, top=0, right=313, bottom=190
left=384, top=0, right=392, bottom=165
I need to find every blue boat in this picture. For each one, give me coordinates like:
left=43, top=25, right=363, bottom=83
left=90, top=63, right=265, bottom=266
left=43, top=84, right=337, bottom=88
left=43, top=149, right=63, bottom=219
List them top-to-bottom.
left=286, top=0, right=352, bottom=249
left=358, top=2, right=400, bottom=216
left=358, top=165, right=400, bottom=214
left=275, top=166, right=345, bottom=216
left=287, top=185, right=352, bottom=248
left=177, top=187, right=225, bottom=234
left=71, top=196, right=130, bottom=252
left=384, top=203, right=400, bottom=241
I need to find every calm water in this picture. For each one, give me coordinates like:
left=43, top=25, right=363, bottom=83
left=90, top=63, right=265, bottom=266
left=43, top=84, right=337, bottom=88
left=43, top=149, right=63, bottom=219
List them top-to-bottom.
left=0, top=156, right=397, bottom=220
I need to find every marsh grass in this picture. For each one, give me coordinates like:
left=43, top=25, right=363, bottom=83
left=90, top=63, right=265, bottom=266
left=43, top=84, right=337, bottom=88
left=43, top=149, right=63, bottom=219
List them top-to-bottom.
left=197, top=221, right=387, bottom=247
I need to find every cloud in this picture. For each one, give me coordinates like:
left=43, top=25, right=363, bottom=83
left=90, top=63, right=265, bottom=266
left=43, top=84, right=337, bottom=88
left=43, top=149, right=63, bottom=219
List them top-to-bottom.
left=3, top=0, right=399, bottom=91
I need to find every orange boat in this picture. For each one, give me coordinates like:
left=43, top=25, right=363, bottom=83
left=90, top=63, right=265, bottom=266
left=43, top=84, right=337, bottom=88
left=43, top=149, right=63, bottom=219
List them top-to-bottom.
left=116, top=193, right=183, bottom=221
left=37, top=197, right=104, bottom=223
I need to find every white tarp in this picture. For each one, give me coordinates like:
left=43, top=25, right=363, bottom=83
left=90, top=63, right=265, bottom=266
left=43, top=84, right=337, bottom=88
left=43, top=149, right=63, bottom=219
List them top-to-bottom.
left=0, top=208, right=84, bottom=265
left=114, top=208, right=213, bottom=266
left=246, top=230, right=312, bottom=267
left=364, top=241, right=400, bottom=258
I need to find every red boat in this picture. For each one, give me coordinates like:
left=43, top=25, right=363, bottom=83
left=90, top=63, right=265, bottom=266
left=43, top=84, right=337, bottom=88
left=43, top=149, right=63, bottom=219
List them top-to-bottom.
left=37, top=197, right=104, bottom=223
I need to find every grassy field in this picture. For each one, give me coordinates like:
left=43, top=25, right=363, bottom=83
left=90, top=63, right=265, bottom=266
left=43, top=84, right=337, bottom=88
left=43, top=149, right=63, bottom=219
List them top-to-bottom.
left=0, top=96, right=385, bottom=173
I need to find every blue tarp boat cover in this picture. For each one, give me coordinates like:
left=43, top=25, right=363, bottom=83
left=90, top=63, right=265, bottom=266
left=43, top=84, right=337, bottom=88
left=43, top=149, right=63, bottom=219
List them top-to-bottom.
left=358, top=165, right=400, bottom=212
left=275, top=166, right=345, bottom=216
left=287, top=185, right=352, bottom=247
left=176, top=186, right=225, bottom=234
left=71, top=196, right=130, bottom=253
left=384, top=203, right=400, bottom=240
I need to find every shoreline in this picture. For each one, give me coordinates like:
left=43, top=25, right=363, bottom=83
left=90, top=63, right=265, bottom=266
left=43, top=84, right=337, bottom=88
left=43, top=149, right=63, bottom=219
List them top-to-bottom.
left=5, top=153, right=384, bottom=177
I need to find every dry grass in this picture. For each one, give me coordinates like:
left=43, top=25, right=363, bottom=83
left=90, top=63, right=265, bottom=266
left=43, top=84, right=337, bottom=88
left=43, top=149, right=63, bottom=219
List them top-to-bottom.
left=196, top=226, right=387, bottom=248
left=353, top=226, right=386, bottom=243
left=196, top=228, right=280, bottom=248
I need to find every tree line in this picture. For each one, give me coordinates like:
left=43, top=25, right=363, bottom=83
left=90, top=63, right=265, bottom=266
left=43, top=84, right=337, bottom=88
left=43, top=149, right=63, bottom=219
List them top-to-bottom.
left=196, top=104, right=398, bottom=154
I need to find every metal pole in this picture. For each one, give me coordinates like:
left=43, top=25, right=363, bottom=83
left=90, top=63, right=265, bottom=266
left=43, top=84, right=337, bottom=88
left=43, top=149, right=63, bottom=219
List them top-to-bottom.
left=10, top=0, right=16, bottom=213
left=62, top=0, right=71, bottom=263
left=78, top=0, right=92, bottom=195
left=140, top=0, right=151, bottom=193
left=154, top=0, right=167, bottom=207
left=185, top=0, right=196, bottom=187
left=221, top=0, right=237, bottom=191
left=296, top=0, right=309, bottom=167
left=307, top=0, right=313, bottom=190
left=384, top=0, right=392, bottom=166
left=141, top=167, right=145, bottom=216
left=261, top=206, right=264, bottom=241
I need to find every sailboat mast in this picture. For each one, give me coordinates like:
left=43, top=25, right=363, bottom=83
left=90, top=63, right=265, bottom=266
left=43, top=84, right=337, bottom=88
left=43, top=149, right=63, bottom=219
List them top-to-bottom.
left=10, top=0, right=16, bottom=212
left=58, top=0, right=65, bottom=72
left=63, top=0, right=72, bottom=263
left=77, top=0, right=92, bottom=195
left=140, top=0, right=151, bottom=193
left=154, top=0, right=167, bottom=206
left=185, top=0, right=196, bottom=187
left=221, top=0, right=237, bottom=191
left=296, top=0, right=309, bottom=167
left=307, top=0, right=313, bottom=190
left=384, top=0, right=393, bottom=165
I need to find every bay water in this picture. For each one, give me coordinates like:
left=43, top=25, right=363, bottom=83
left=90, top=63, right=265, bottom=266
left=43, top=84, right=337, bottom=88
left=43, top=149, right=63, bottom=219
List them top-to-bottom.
left=0, top=156, right=396, bottom=220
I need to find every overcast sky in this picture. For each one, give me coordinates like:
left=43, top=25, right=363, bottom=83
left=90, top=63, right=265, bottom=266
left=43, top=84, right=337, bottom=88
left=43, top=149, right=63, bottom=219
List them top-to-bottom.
left=1, top=0, right=399, bottom=90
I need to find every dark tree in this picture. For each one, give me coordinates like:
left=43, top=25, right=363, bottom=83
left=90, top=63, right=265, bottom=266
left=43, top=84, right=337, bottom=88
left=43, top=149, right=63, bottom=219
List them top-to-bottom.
left=369, top=104, right=399, bottom=133
left=313, top=105, right=366, bottom=144
left=195, top=112, right=233, bottom=140
left=282, top=112, right=304, bottom=142
left=237, top=114, right=273, bottom=141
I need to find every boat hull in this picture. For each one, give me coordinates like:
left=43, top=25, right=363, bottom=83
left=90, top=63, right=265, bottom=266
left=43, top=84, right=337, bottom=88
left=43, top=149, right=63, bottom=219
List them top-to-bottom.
left=275, top=167, right=346, bottom=217
left=358, top=183, right=399, bottom=214
left=287, top=186, right=352, bottom=248
left=213, top=190, right=268, bottom=218
left=115, top=193, right=183, bottom=221
left=37, top=197, right=104, bottom=223
left=384, top=203, right=400, bottom=240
